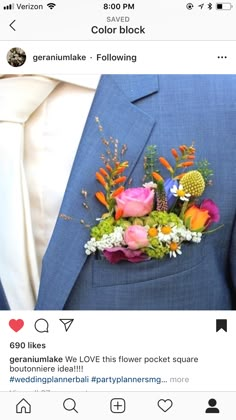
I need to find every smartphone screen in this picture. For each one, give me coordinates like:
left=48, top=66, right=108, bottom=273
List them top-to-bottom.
left=0, top=1, right=235, bottom=418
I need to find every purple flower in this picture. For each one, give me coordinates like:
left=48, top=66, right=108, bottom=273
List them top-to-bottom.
left=164, top=178, right=178, bottom=209
left=200, top=199, right=220, bottom=227
left=103, top=247, right=149, bottom=264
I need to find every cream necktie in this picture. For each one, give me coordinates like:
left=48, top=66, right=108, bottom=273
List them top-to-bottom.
left=0, top=76, right=59, bottom=310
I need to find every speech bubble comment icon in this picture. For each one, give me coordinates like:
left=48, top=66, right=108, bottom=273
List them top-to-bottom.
left=34, top=318, right=49, bottom=333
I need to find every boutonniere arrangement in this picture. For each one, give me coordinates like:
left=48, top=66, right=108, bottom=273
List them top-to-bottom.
left=83, top=119, right=221, bottom=264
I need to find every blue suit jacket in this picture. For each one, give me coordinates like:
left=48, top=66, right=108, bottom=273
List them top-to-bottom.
left=1, top=75, right=236, bottom=310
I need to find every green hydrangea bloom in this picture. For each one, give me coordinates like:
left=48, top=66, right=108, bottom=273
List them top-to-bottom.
left=150, top=211, right=182, bottom=227
left=91, top=216, right=115, bottom=240
left=143, top=216, right=156, bottom=227
left=115, top=218, right=132, bottom=229
left=132, top=218, right=144, bottom=226
left=144, top=245, right=168, bottom=259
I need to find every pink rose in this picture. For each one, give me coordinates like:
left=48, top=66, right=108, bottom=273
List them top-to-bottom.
left=115, top=187, right=154, bottom=217
left=124, top=225, right=149, bottom=250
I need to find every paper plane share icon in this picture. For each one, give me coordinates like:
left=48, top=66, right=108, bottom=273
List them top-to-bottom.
left=59, top=319, right=74, bottom=332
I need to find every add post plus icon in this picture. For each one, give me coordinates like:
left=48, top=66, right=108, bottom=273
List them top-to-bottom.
left=110, top=398, right=126, bottom=413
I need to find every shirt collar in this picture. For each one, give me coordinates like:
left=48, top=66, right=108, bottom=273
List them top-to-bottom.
left=0, top=74, right=100, bottom=90
left=44, top=74, right=100, bottom=89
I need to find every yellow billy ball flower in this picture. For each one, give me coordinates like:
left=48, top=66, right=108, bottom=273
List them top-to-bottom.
left=180, top=170, right=205, bottom=196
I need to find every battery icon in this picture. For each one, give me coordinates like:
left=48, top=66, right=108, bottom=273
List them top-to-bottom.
left=216, top=3, right=233, bottom=9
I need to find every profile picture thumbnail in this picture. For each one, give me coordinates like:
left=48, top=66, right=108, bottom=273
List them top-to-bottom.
left=7, top=47, right=27, bottom=67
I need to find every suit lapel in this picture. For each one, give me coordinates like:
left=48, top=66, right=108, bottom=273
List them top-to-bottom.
left=36, top=75, right=159, bottom=309
left=0, top=279, right=10, bottom=310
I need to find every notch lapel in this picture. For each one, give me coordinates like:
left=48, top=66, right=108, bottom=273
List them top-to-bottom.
left=36, top=75, right=159, bottom=309
left=0, top=279, right=9, bottom=310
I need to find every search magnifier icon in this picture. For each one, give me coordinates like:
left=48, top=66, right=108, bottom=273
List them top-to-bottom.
left=63, top=398, right=78, bottom=413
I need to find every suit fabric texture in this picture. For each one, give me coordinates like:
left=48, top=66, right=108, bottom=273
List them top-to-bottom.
left=1, top=74, right=236, bottom=310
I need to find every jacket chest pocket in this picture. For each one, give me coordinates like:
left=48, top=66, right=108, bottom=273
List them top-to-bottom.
left=92, top=239, right=207, bottom=288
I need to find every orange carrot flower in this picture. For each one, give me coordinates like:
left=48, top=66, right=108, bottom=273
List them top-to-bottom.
left=179, top=145, right=186, bottom=154
left=171, top=148, right=179, bottom=159
left=159, top=157, right=174, bottom=173
left=177, top=162, right=194, bottom=168
left=106, top=164, right=113, bottom=172
left=115, top=166, right=126, bottom=174
left=99, top=167, right=109, bottom=177
left=152, top=171, right=164, bottom=182
left=96, top=172, right=107, bottom=187
left=174, top=174, right=185, bottom=180
left=113, top=176, right=127, bottom=185
left=111, top=186, right=125, bottom=198
left=95, top=192, right=108, bottom=207
left=115, top=208, right=124, bottom=220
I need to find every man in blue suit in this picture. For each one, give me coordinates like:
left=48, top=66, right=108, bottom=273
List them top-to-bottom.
left=0, top=74, right=236, bottom=310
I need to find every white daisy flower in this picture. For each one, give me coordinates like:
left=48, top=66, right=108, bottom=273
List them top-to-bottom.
left=170, top=184, right=191, bottom=202
left=158, top=225, right=177, bottom=242
left=169, top=242, right=182, bottom=258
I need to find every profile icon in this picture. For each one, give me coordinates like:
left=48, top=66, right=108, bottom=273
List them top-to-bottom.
left=7, top=47, right=26, bottom=67
left=205, top=398, right=220, bottom=413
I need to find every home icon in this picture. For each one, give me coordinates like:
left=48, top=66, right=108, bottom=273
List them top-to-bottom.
left=16, top=398, right=31, bottom=414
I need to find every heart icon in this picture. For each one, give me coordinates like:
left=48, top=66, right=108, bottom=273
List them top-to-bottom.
left=9, top=319, right=24, bottom=332
left=157, top=399, right=173, bottom=412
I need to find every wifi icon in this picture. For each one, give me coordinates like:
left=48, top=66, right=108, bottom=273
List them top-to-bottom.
left=47, top=2, right=56, bottom=9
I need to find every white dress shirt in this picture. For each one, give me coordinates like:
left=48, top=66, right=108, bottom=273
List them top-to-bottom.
left=0, top=74, right=100, bottom=309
